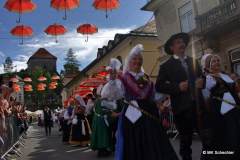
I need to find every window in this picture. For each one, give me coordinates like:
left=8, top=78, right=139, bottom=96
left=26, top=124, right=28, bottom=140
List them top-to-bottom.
left=179, top=2, right=195, bottom=32
left=230, top=48, right=240, bottom=75
left=234, top=64, right=240, bottom=76
left=19, top=93, right=22, bottom=102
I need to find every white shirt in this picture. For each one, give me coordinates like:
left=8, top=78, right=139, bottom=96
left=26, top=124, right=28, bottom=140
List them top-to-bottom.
left=173, top=54, right=188, bottom=60
left=86, top=99, right=94, bottom=116
left=64, top=107, right=74, bottom=125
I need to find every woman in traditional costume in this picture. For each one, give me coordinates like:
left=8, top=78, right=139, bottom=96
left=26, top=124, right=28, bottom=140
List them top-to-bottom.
left=101, top=44, right=179, bottom=160
left=201, top=54, right=240, bottom=160
left=69, top=95, right=91, bottom=145
left=62, top=99, right=74, bottom=143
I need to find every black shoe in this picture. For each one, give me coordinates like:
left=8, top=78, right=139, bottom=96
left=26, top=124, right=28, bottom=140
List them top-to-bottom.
left=49, top=132, right=51, bottom=135
left=46, top=134, right=48, bottom=136
left=98, top=151, right=108, bottom=157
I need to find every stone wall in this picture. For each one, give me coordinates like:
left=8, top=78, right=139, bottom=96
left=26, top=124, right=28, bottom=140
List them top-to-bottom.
left=28, top=59, right=56, bottom=72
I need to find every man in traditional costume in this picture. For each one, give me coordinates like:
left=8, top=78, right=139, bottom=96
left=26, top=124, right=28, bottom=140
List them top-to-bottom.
left=155, top=33, right=214, bottom=160
left=102, top=45, right=178, bottom=160
left=201, top=54, right=240, bottom=160
left=69, top=95, right=91, bottom=146
left=62, top=99, right=74, bottom=143
left=42, top=106, right=53, bottom=136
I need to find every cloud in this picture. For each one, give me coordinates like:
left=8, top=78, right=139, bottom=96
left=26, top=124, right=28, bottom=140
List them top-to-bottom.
left=0, top=51, right=5, bottom=58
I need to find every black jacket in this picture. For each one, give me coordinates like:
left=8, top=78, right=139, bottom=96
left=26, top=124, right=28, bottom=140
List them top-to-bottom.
left=155, top=56, right=206, bottom=115
left=43, top=110, right=51, bottom=122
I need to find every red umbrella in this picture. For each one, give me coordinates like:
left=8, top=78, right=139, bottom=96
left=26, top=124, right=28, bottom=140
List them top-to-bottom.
left=4, top=0, right=37, bottom=23
left=50, top=0, right=80, bottom=20
left=92, top=0, right=121, bottom=18
left=44, top=24, right=68, bottom=43
left=77, top=24, right=98, bottom=42
left=10, top=25, right=34, bottom=45
left=93, top=67, right=122, bottom=80
left=52, top=75, right=60, bottom=79
left=23, top=77, right=32, bottom=82
left=38, top=77, right=46, bottom=81
left=10, top=78, right=19, bottom=82
left=78, top=78, right=107, bottom=88
left=50, top=82, right=58, bottom=86
left=37, top=83, right=46, bottom=87
left=13, top=84, right=19, bottom=89
left=24, top=84, right=32, bottom=88
left=49, top=86, right=56, bottom=89
left=37, top=87, right=45, bottom=91
left=73, top=87, right=93, bottom=95
left=15, top=88, right=21, bottom=92
left=25, top=88, right=33, bottom=91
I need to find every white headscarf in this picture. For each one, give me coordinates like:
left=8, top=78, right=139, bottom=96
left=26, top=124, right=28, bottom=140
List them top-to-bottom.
left=123, top=44, right=145, bottom=74
left=75, top=94, right=86, bottom=107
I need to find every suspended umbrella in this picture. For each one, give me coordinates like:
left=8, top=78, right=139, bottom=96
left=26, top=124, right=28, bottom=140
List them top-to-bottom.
left=4, top=0, right=37, bottom=23
left=50, top=0, right=80, bottom=20
left=92, top=0, right=121, bottom=18
left=44, top=23, right=68, bottom=43
left=77, top=24, right=98, bottom=42
left=10, top=25, right=34, bottom=45
left=93, top=67, right=122, bottom=80
left=52, top=75, right=60, bottom=79
left=23, top=77, right=32, bottom=82
left=38, top=77, right=46, bottom=81
left=10, top=78, right=19, bottom=82
left=78, top=78, right=107, bottom=88
left=50, top=82, right=58, bottom=86
left=37, top=83, right=46, bottom=87
left=13, top=84, right=19, bottom=89
left=24, top=84, right=32, bottom=88
left=49, top=86, right=56, bottom=89
left=73, top=86, right=93, bottom=95
left=37, top=87, right=45, bottom=91
left=14, top=88, right=21, bottom=92
left=25, top=88, right=33, bottom=91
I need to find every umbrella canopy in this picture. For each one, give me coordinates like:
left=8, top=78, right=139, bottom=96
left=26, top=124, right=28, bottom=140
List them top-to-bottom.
left=4, top=0, right=37, bottom=23
left=50, top=0, right=80, bottom=20
left=92, top=0, right=121, bottom=18
left=44, top=24, right=68, bottom=43
left=77, top=24, right=98, bottom=42
left=10, top=25, right=34, bottom=45
left=93, top=67, right=122, bottom=80
left=52, top=75, right=60, bottom=79
left=23, top=77, right=32, bottom=81
left=38, top=77, right=46, bottom=81
left=10, top=78, right=19, bottom=82
left=78, top=78, right=107, bottom=88
left=50, top=82, right=58, bottom=86
left=37, top=83, right=46, bottom=87
left=13, top=84, right=20, bottom=89
left=24, top=84, right=32, bottom=88
left=49, top=86, right=56, bottom=89
left=73, top=86, right=93, bottom=96
left=37, top=87, right=45, bottom=91
left=14, top=88, right=21, bottom=92
left=25, top=88, right=33, bottom=91
left=34, top=110, right=43, bottom=115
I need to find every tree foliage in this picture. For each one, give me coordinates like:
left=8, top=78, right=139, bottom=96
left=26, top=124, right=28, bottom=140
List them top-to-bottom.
left=63, top=48, right=81, bottom=74
left=3, top=57, right=14, bottom=73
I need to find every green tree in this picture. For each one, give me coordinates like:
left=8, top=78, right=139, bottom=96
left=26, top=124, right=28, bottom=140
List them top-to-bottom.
left=63, top=48, right=81, bottom=74
left=3, top=57, right=14, bottom=73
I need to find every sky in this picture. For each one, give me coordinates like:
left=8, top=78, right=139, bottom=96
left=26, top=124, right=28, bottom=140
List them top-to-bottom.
left=0, top=0, right=153, bottom=74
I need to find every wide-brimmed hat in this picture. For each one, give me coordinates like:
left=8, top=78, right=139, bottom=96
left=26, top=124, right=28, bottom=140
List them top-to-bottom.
left=164, top=32, right=190, bottom=55
left=96, top=84, right=104, bottom=96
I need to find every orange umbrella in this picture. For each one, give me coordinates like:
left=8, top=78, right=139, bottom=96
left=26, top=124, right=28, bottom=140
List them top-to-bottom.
left=4, top=0, right=37, bottom=23
left=50, top=0, right=80, bottom=20
left=92, top=0, right=121, bottom=18
left=44, top=24, right=68, bottom=43
left=77, top=24, right=98, bottom=42
left=10, top=25, right=34, bottom=45
left=52, top=75, right=60, bottom=79
left=23, top=77, right=32, bottom=82
left=38, top=77, right=46, bottom=81
left=10, top=78, right=19, bottom=82
left=78, top=78, right=107, bottom=88
left=50, top=82, right=58, bottom=86
left=37, top=83, right=46, bottom=87
left=13, top=84, right=19, bottom=89
left=24, top=84, right=32, bottom=88
left=49, top=86, right=56, bottom=89
left=37, top=87, right=45, bottom=91
left=73, top=87, right=93, bottom=96
left=14, top=88, right=21, bottom=92
left=25, top=88, right=33, bottom=91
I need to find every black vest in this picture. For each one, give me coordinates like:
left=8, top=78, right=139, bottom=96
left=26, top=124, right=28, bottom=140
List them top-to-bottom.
left=44, top=110, right=51, bottom=121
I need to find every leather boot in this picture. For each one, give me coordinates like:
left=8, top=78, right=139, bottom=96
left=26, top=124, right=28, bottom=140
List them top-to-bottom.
left=199, top=130, right=215, bottom=160
left=180, top=135, right=193, bottom=160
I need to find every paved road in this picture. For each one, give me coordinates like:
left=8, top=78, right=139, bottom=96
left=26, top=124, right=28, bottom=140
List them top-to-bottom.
left=11, top=122, right=202, bottom=160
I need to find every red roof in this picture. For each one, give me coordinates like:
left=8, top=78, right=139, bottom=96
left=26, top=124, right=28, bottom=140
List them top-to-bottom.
left=27, top=48, right=57, bottom=64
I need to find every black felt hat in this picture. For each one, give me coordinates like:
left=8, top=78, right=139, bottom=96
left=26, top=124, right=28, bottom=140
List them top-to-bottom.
left=164, top=32, right=190, bottom=55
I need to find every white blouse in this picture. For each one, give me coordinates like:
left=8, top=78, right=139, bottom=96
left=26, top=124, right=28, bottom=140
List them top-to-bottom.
left=101, top=71, right=166, bottom=102
left=202, top=73, right=236, bottom=115
left=64, top=107, right=75, bottom=125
